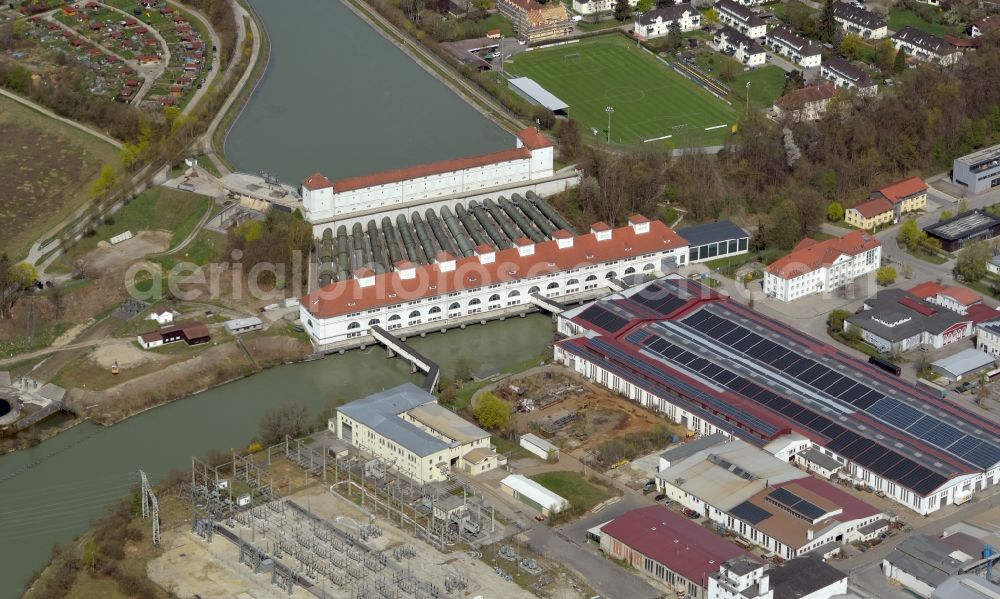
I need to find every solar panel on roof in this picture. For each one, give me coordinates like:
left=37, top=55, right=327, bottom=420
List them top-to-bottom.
left=631, top=285, right=689, bottom=316
left=579, top=305, right=630, bottom=333
left=682, top=309, right=711, bottom=328
left=703, top=321, right=735, bottom=339
left=625, top=329, right=648, bottom=344
left=720, top=329, right=750, bottom=345
left=733, top=334, right=762, bottom=352
left=752, top=339, right=779, bottom=356
left=760, top=346, right=789, bottom=364
left=674, top=351, right=696, bottom=365
left=688, top=357, right=710, bottom=372
left=783, top=358, right=810, bottom=376
left=701, top=363, right=724, bottom=379
left=798, top=364, right=829, bottom=384
left=713, top=371, right=737, bottom=386
left=814, top=371, right=843, bottom=391
left=726, top=377, right=748, bottom=390
left=829, top=379, right=856, bottom=398
left=851, top=394, right=881, bottom=411
left=768, top=396, right=791, bottom=412
left=867, top=398, right=898, bottom=417
left=779, top=403, right=803, bottom=418
left=882, top=407, right=922, bottom=430
left=804, top=415, right=833, bottom=434
left=907, top=416, right=938, bottom=437
left=925, top=422, right=964, bottom=448
left=827, top=431, right=863, bottom=453
left=948, top=436, right=980, bottom=457
left=841, top=437, right=876, bottom=460
left=965, top=443, right=1000, bottom=469
left=855, top=446, right=889, bottom=467
left=868, top=452, right=904, bottom=476
left=884, top=458, right=921, bottom=481
left=898, top=465, right=936, bottom=490
left=912, top=472, right=949, bottom=495
left=730, top=501, right=773, bottom=525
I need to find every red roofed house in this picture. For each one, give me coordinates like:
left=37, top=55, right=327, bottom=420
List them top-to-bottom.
left=970, top=15, right=1000, bottom=38
left=773, top=83, right=840, bottom=122
left=300, top=128, right=569, bottom=235
left=845, top=176, right=927, bottom=230
left=300, top=217, right=689, bottom=347
left=764, top=230, right=882, bottom=302
left=910, top=282, right=983, bottom=315
left=137, top=323, right=210, bottom=349
left=599, top=505, right=759, bottom=598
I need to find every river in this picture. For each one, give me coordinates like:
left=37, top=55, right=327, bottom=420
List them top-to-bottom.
left=224, top=0, right=511, bottom=184
left=0, top=315, right=553, bottom=597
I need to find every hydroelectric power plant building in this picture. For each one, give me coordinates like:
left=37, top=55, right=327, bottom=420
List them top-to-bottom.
left=300, top=127, right=577, bottom=234
left=554, top=276, right=1000, bottom=515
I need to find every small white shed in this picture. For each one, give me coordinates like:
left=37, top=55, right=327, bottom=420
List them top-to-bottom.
left=519, top=433, right=559, bottom=461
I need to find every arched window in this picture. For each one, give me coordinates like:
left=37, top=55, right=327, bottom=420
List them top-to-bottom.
left=643, top=263, right=655, bottom=271
left=624, top=267, right=636, bottom=275
left=606, top=271, right=618, bottom=279
left=585, top=275, right=598, bottom=282
left=567, top=278, right=579, bottom=286
left=546, top=282, right=559, bottom=290
left=528, top=285, right=540, bottom=294
left=508, top=290, right=521, bottom=297
left=489, top=294, right=500, bottom=302
left=469, top=298, right=481, bottom=306
left=449, top=302, right=460, bottom=311
left=429, top=306, right=441, bottom=314
left=408, top=310, right=420, bottom=319
left=388, top=314, right=401, bottom=322
left=368, top=318, right=380, bottom=326
left=347, top=322, right=360, bottom=330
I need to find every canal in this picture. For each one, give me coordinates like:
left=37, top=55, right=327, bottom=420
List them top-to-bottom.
left=224, top=0, right=511, bottom=184
left=0, top=315, right=553, bottom=597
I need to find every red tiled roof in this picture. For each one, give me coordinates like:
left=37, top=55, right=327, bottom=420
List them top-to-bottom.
left=502, top=0, right=544, bottom=12
left=974, top=15, right=1000, bottom=31
left=944, top=35, right=980, bottom=48
left=776, top=83, right=838, bottom=109
left=516, top=127, right=552, bottom=150
left=302, top=173, right=334, bottom=190
left=876, top=177, right=927, bottom=203
left=849, top=197, right=893, bottom=219
left=304, top=219, right=687, bottom=318
left=767, top=230, right=880, bottom=279
left=908, top=281, right=946, bottom=299
left=940, top=285, right=982, bottom=306
left=899, top=296, right=936, bottom=316
left=966, top=304, right=999, bottom=323
left=182, top=323, right=210, bottom=339
left=139, top=331, right=162, bottom=343
left=773, top=477, right=880, bottom=522
left=601, top=506, right=755, bottom=585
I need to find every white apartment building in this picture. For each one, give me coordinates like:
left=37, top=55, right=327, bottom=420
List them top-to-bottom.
left=572, top=0, right=634, bottom=15
left=714, top=0, right=767, bottom=39
left=833, top=2, right=887, bottom=39
left=633, top=4, right=702, bottom=40
left=715, top=26, right=767, bottom=67
left=766, top=26, right=823, bottom=68
left=892, top=26, right=961, bottom=65
left=821, top=56, right=877, bottom=95
left=300, top=128, right=560, bottom=233
left=301, top=217, right=689, bottom=347
left=764, top=230, right=881, bottom=302
left=976, top=318, right=1000, bottom=357
left=332, top=383, right=504, bottom=484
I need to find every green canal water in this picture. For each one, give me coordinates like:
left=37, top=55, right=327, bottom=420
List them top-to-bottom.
left=224, top=0, right=511, bottom=184
left=0, top=316, right=553, bottom=597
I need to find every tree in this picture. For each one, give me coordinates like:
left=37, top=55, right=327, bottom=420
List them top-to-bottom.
left=613, top=0, right=631, bottom=21
left=637, top=0, right=653, bottom=12
left=656, top=0, right=675, bottom=7
left=819, top=0, right=837, bottom=42
left=703, top=7, right=718, bottom=23
left=666, top=20, right=683, bottom=50
left=840, top=34, right=863, bottom=60
left=875, top=39, right=896, bottom=72
left=893, top=48, right=907, bottom=74
left=783, top=70, right=805, bottom=95
left=555, top=119, right=582, bottom=159
left=90, top=165, right=117, bottom=198
left=767, top=198, right=802, bottom=249
left=958, top=198, right=969, bottom=213
left=827, top=201, right=845, bottom=222
left=940, top=210, right=953, bottom=221
left=897, top=218, right=925, bottom=253
left=955, top=241, right=991, bottom=282
left=876, top=266, right=897, bottom=286
left=828, top=308, right=851, bottom=332
left=473, top=392, right=511, bottom=432
left=257, top=402, right=311, bottom=445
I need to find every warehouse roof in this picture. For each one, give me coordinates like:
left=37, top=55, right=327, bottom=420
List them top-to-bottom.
left=924, top=209, right=1000, bottom=241
left=676, top=221, right=749, bottom=248
left=846, top=288, right=971, bottom=342
left=931, top=348, right=995, bottom=380
left=659, top=433, right=730, bottom=466
left=798, top=448, right=842, bottom=472
left=501, top=475, right=569, bottom=511
left=601, top=505, right=755, bottom=585
left=769, top=555, right=847, bottom=599
left=932, top=575, right=1000, bottom=599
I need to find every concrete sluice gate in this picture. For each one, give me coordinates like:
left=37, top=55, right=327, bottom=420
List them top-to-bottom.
left=314, top=192, right=576, bottom=282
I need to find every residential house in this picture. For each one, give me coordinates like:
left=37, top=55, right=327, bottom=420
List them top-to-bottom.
left=498, top=0, right=573, bottom=43
left=573, top=0, right=636, bottom=15
left=714, top=0, right=766, bottom=39
left=833, top=2, right=887, bottom=39
left=633, top=5, right=702, bottom=40
left=970, top=15, right=1000, bottom=38
left=715, top=26, right=766, bottom=67
left=766, top=26, right=823, bottom=67
left=892, top=26, right=961, bottom=65
left=821, top=55, right=877, bottom=95
left=773, top=83, right=839, bottom=122
left=764, top=229, right=881, bottom=301
left=909, top=281, right=984, bottom=316
left=147, top=307, right=174, bottom=326
left=976, top=317, right=1000, bottom=357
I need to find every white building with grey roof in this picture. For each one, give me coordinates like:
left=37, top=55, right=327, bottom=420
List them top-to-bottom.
left=833, top=2, right=887, bottom=39
left=633, top=4, right=702, bottom=40
left=332, top=383, right=504, bottom=483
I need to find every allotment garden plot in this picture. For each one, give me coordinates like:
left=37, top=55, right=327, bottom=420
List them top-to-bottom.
left=507, top=36, right=737, bottom=146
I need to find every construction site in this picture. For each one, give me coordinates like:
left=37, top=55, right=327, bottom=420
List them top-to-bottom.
left=312, top=192, right=576, bottom=287
left=171, top=435, right=588, bottom=599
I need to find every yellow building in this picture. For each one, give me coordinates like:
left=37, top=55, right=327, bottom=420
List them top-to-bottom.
left=498, top=0, right=573, bottom=43
left=845, top=177, right=928, bottom=230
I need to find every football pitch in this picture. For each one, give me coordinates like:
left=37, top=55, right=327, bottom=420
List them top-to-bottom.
left=507, top=36, right=738, bottom=146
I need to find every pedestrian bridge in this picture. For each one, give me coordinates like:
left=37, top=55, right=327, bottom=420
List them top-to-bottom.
left=369, top=326, right=440, bottom=392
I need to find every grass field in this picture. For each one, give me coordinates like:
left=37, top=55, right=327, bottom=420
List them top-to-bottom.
left=888, top=9, right=957, bottom=36
left=507, top=36, right=738, bottom=146
left=694, top=52, right=787, bottom=109
left=0, top=95, right=119, bottom=260
left=530, top=471, right=616, bottom=511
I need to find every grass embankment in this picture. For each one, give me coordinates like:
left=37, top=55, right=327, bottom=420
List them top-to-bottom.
left=888, top=9, right=958, bottom=37
left=506, top=35, right=737, bottom=145
left=693, top=52, right=786, bottom=109
left=0, top=95, right=120, bottom=260
left=58, top=187, right=212, bottom=262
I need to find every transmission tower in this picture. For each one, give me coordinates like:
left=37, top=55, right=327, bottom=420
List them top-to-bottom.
left=139, top=469, right=160, bottom=545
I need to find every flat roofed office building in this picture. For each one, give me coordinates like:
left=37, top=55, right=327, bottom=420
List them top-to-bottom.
left=953, top=144, right=1000, bottom=195
left=676, top=221, right=750, bottom=264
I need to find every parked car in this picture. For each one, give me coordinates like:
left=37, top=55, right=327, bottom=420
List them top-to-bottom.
left=654, top=494, right=667, bottom=502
